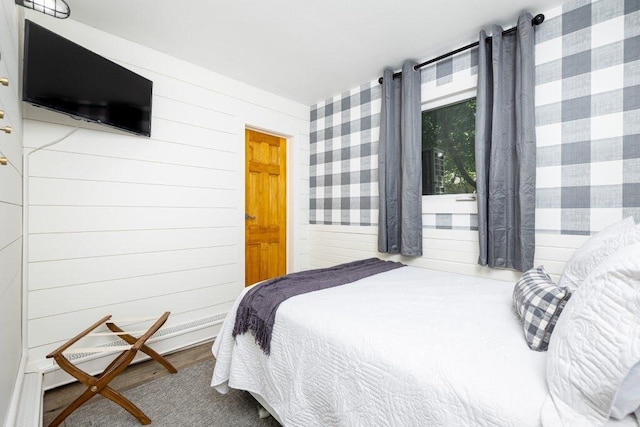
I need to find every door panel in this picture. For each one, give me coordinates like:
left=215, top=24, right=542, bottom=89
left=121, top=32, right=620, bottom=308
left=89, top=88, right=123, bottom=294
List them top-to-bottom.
left=245, top=129, right=286, bottom=286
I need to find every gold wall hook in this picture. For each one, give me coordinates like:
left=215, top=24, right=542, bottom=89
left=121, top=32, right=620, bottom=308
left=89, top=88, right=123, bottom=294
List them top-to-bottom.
left=0, top=77, right=8, bottom=86
left=0, top=110, right=4, bottom=119
left=1, top=126, right=11, bottom=134
left=0, top=157, right=7, bottom=166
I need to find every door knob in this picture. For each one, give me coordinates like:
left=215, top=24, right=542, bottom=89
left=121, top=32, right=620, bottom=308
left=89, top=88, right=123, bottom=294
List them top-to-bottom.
left=0, top=77, right=8, bottom=86
left=1, top=126, right=11, bottom=134
left=245, top=213, right=256, bottom=220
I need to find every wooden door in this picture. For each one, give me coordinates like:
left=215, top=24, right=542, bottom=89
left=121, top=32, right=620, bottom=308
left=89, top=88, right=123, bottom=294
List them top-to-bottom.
left=245, top=129, right=287, bottom=286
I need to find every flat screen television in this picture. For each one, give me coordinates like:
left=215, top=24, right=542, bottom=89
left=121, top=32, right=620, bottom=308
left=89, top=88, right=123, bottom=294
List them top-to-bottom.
left=22, top=20, right=152, bottom=137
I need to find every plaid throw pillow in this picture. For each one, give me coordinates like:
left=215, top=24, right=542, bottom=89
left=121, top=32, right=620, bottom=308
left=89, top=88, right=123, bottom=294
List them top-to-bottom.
left=513, top=266, right=571, bottom=352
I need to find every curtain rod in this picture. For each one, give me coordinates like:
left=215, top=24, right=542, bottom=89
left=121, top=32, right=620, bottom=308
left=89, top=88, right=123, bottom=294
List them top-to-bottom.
left=378, top=13, right=545, bottom=84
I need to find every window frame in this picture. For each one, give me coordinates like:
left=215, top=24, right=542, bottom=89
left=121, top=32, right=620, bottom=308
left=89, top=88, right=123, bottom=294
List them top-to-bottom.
left=420, top=78, right=478, bottom=215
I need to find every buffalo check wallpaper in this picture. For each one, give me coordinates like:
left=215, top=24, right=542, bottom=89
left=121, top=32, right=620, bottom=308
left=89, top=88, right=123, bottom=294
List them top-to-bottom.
left=309, top=0, right=640, bottom=235
left=535, top=0, right=640, bottom=234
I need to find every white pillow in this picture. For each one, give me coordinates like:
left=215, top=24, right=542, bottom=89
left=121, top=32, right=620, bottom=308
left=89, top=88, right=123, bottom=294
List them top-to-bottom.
left=558, top=217, right=639, bottom=292
left=544, top=242, right=640, bottom=425
left=611, top=361, right=640, bottom=420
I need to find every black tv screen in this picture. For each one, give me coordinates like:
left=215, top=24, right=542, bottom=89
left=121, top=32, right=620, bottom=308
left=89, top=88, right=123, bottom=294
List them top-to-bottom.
left=23, top=20, right=152, bottom=137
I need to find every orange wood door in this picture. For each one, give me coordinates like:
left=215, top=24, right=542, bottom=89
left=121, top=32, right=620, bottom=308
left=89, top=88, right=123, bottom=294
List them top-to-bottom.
left=245, top=129, right=286, bottom=286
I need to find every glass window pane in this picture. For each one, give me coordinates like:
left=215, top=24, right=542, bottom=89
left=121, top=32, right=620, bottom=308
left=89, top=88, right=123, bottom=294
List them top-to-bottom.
left=421, top=98, right=476, bottom=195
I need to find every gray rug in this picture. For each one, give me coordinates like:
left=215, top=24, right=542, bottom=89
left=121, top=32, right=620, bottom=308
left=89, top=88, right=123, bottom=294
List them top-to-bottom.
left=65, top=358, right=281, bottom=427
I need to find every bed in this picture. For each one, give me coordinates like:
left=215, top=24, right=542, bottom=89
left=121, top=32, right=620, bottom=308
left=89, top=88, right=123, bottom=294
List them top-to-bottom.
left=212, top=262, right=639, bottom=426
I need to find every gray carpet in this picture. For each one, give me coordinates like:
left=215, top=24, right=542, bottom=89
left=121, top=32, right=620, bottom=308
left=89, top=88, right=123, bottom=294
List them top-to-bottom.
left=65, top=358, right=281, bottom=427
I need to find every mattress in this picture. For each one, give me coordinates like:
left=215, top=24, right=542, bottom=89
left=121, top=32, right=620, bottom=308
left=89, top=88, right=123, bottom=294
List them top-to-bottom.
left=211, top=266, right=637, bottom=426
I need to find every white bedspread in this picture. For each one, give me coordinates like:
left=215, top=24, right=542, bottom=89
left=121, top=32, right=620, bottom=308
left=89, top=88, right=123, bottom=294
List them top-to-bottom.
left=211, top=266, right=633, bottom=426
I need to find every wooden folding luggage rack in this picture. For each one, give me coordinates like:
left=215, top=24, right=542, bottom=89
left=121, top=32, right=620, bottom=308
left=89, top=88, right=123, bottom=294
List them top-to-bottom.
left=46, top=312, right=177, bottom=427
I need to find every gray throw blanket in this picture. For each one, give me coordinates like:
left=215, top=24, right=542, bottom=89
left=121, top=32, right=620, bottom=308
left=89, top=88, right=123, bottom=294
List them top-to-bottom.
left=232, top=258, right=404, bottom=355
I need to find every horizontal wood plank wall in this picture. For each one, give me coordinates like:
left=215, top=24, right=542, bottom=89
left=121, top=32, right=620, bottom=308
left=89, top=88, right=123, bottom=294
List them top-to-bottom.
left=0, top=0, right=23, bottom=423
left=22, top=12, right=309, bottom=371
left=309, top=224, right=587, bottom=284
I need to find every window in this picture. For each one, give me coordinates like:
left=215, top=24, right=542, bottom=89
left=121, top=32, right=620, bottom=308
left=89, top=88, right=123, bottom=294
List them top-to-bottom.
left=421, top=98, right=476, bottom=195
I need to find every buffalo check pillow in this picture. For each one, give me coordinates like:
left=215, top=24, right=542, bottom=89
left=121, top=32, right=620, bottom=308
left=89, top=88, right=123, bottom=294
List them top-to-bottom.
left=513, top=266, right=571, bottom=352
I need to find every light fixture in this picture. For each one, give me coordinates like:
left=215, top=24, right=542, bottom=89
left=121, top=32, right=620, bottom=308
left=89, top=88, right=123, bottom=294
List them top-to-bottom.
left=15, top=0, right=70, bottom=19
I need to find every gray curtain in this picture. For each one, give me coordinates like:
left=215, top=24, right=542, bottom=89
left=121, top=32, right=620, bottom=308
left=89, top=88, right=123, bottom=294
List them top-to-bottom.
left=475, top=13, right=536, bottom=272
left=378, top=61, right=422, bottom=256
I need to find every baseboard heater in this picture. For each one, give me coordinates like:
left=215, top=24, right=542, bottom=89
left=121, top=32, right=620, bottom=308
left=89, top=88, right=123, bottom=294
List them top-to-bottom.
left=40, top=312, right=229, bottom=391
left=62, top=312, right=229, bottom=362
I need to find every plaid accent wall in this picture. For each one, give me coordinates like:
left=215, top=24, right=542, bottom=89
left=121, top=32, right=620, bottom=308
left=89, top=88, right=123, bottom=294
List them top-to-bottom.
left=310, top=0, right=640, bottom=235
left=535, top=0, right=640, bottom=234
left=309, top=50, right=477, bottom=226
left=309, top=82, right=382, bottom=225
left=423, top=213, right=479, bottom=230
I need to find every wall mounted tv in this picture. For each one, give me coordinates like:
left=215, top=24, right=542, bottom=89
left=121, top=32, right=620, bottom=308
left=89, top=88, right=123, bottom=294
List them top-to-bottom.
left=22, top=20, right=152, bottom=137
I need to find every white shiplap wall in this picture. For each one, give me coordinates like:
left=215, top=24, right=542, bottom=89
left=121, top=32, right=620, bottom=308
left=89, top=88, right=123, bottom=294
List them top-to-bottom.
left=0, top=0, right=23, bottom=424
left=22, top=12, right=310, bottom=379
left=309, top=142, right=586, bottom=283
left=308, top=167, right=587, bottom=283
left=309, top=225, right=586, bottom=284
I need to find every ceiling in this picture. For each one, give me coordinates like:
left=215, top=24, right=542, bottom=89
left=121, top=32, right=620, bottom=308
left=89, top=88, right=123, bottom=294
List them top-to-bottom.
left=63, top=0, right=562, bottom=106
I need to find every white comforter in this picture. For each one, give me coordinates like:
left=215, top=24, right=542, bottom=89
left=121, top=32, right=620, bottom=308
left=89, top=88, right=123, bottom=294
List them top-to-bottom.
left=211, top=266, right=633, bottom=426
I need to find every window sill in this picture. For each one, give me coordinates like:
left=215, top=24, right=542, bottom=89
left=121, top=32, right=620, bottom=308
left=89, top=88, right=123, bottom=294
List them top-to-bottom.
left=422, top=193, right=478, bottom=214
